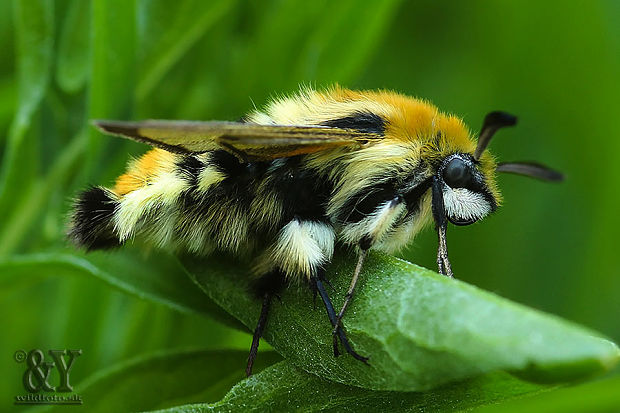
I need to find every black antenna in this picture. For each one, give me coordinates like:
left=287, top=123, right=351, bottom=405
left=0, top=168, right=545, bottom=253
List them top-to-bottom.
left=474, top=111, right=517, bottom=160
left=497, top=161, right=564, bottom=182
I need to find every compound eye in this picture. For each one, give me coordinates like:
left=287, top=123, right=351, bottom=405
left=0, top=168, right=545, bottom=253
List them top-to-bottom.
left=443, top=158, right=472, bottom=188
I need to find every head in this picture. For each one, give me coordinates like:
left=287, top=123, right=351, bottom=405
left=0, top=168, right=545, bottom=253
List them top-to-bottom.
left=432, top=111, right=563, bottom=276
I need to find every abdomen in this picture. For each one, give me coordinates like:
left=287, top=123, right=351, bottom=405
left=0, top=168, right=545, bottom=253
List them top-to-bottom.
left=68, top=149, right=333, bottom=255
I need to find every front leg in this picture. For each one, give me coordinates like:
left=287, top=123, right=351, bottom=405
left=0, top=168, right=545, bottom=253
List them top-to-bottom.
left=431, top=176, right=453, bottom=277
left=332, top=195, right=407, bottom=354
left=311, top=269, right=369, bottom=362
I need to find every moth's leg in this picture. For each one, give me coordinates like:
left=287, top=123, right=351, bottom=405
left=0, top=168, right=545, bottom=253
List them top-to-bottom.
left=431, top=176, right=453, bottom=277
left=333, top=195, right=406, bottom=348
left=254, top=219, right=361, bottom=360
left=331, top=244, right=369, bottom=341
left=311, top=268, right=369, bottom=363
left=246, top=270, right=286, bottom=377
left=246, top=292, right=271, bottom=377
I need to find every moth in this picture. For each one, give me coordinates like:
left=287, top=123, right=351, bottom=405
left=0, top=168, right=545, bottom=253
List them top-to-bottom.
left=68, top=86, right=562, bottom=375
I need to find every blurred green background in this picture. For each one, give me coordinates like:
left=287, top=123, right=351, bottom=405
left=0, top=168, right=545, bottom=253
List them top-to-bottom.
left=1, top=0, right=619, bottom=407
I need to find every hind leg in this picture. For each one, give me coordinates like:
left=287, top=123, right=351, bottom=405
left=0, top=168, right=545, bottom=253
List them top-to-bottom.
left=245, top=269, right=287, bottom=376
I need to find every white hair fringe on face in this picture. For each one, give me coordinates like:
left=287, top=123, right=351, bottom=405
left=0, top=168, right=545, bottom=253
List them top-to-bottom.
left=442, top=186, right=491, bottom=222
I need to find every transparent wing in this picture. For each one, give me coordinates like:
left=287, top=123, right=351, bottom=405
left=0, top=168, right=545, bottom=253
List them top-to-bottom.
left=93, top=119, right=381, bottom=161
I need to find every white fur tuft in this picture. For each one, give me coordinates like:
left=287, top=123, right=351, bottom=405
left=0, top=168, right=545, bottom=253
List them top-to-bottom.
left=442, top=186, right=491, bottom=222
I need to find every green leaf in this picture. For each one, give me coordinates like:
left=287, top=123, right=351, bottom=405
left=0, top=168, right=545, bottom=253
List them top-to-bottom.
left=0, top=0, right=53, bottom=223
left=56, top=0, right=90, bottom=93
left=0, top=75, right=16, bottom=134
left=0, top=247, right=243, bottom=330
left=183, top=252, right=619, bottom=391
left=0, top=254, right=253, bottom=400
left=40, top=350, right=281, bottom=413
left=150, top=360, right=551, bottom=413
left=472, top=373, right=620, bottom=413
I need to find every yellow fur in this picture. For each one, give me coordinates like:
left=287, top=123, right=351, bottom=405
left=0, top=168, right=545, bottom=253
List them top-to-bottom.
left=68, top=85, right=548, bottom=373
left=88, top=85, right=502, bottom=280
left=252, top=86, right=501, bottom=214
left=114, top=149, right=176, bottom=196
